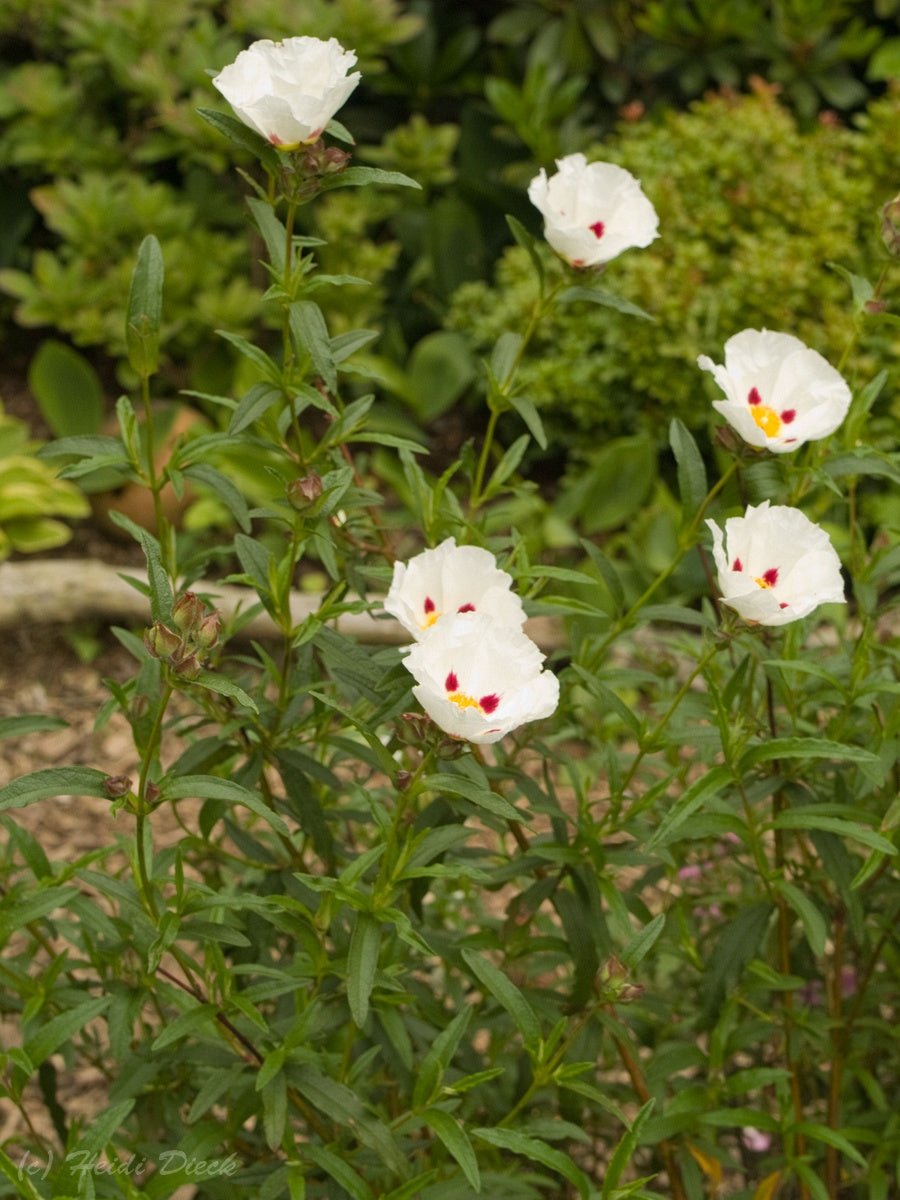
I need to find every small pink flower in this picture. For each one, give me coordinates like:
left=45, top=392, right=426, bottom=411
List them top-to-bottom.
left=742, top=1127, right=772, bottom=1153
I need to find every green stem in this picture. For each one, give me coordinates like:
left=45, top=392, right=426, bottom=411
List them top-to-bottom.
left=139, top=373, right=174, bottom=579
left=589, top=457, right=741, bottom=667
left=134, top=681, right=174, bottom=921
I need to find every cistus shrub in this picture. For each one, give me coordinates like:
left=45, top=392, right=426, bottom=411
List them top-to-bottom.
left=447, top=86, right=900, bottom=448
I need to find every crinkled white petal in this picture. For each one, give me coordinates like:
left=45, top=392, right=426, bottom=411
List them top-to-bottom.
left=213, top=36, right=360, bottom=147
left=528, top=154, right=659, bottom=268
left=699, top=329, right=851, bottom=453
left=706, top=502, right=844, bottom=626
left=384, top=538, right=526, bottom=641
left=403, top=614, right=559, bottom=744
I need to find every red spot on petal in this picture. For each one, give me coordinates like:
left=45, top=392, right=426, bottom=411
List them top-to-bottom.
left=269, top=134, right=283, bottom=146
left=589, top=220, right=605, bottom=239
left=571, top=258, right=585, bottom=268
left=748, top=387, right=762, bottom=406
left=781, top=409, right=796, bottom=424
left=784, top=438, right=797, bottom=444
left=732, top=558, right=743, bottom=572
left=762, top=568, right=779, bottom=587
left=423, top=596, right=435, bottom=614
left=779, top=602, right=789, bottom=609
left=457, top=603, right=475, bottom=613
left=445, top=671, right=458, bottom=692
left=479, top=694, right=500, bottom=714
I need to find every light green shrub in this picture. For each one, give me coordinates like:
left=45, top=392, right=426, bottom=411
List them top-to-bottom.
left=448, top=88, right=900, bottom=446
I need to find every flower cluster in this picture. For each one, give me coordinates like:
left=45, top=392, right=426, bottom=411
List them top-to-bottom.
left=697, top=329, right=851, bottom=625
left=385, top=539, right=559, bottom=745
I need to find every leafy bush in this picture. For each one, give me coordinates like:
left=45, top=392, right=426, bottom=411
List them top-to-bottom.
left=0, top=47, right=898, bottom=1199
left=448, top=86, right=900, bottom=450
left=0, top=402, right=88, bottom=558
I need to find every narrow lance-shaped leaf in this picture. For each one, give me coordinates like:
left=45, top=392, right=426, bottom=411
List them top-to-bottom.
left=126, top=235, right=164, bottom=379
left=347, top=912, right=381, bottom=1028
left=461, top=948, right=541, bottom=1050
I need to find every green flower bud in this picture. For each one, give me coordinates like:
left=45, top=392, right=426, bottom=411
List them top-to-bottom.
left=287, top=473, right=324, bottom=509
left=195, top=611, right=222, bottom=650
left=144, top=622, right=182, bottom=660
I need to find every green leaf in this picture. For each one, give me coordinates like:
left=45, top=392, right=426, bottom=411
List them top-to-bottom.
left=197, top=106, right=281, bottom=173
left=322, top=166, right=421, bottom=191
left=246, top=197, right=287, bottom=274
left=506, top=213, right=545, bottom=291
left=126, top=234, right=164, bottom=379
left=557, top=285, right=653, bottom=320
left=290, top=300, right=337, bottom=393
left=407, top=331, right=477, bottom=422
left=28, top=341, right=104, bottom=437
left=228, top=382, right=282, bottom=434
left=507, top=393, right=548, bottom=450
left=669, top=417, right=708, bottom=517
left=485, top=433, right=530, bottom=496
left=37, top=434, right=126, bottom=461
left=182, top=462, right=251, bottom=532
left=106, top=512, right=172, bottom=624
left=190, top=671, right=259, bottom=713
left=0, top=714, right=67, bottom=741
left=738, top=737, right=879, bottom=772
left=647, top=766, right=733, bottom=849
left=0, top=767, right=111, bottom=813
left=425, top=773, right=522, bottom=821
left=162, top=775, right=290, bottom=837
left=771, top=813, right=894, bottom=856
left=774, top=880, right=827, bottom=958
left=0, top=885, right=79, bottom=941
left=701, top=902, right=773, bottom=1024
left=347, top=912, right=381, bottom=1028
left=621, top=912, right=665, bottom=968
left=461, top=948, right=541, bottom=1050
left=25, top=997, right=110, bottom=1068
left=150, top=1004, right=218, bottom=1051
left=413, top=1007, right=472, bottom=1110
left=261, top=1072, right=287, bottom=1150
left=601, top=1099, right=655, bottom=1199
left=425, top=1109, right=481, bottom=1191
left=794, top=1121, right=867, bottom=1168
left=473, top=1127, right=590, bottom=1199
left=304, top=1145, right=374, bottom=1200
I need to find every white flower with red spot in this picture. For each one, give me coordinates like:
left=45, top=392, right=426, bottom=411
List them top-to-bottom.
left=212, top=37, right=360, bottom=150
left=527, top=153, right=659, bottom=269
left=698, top=329, right=851, bottom=454
left=706, top=501, right=845, bottom=626
left=384, top=538, right=526, bottom=641
left=403, top=613, right=559, bottom=744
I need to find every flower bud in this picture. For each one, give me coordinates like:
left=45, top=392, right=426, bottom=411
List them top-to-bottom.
left=322, top=146, right=351, bottom=174
left=881, top=194, right=900, bottom=258
left=288, top=473, right=324, bottom=509
left=172, top=591, right=205, bottom=635
left=195, top=611, right=222, bottom=650
left=144, top=622, right=182, bottom=660
left=172, top=652, right=202, bottom=679
left=103, top=774, right=133, bottom=799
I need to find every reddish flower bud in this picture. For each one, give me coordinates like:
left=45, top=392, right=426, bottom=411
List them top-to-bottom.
left=287, top=473, right=324, bottom=508
left=172, top=591, right=205, bottom=635
left=172, top=652, right=202, bottom=679
left=103, top=774, right=133, bottom=799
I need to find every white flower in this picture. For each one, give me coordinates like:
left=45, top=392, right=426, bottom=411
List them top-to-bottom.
left=212, top=37, right=360, bottom=149
left=527, top=153, right=659, bottom=268
left=698, top=329, right=851, bottom=454
left=706, top=501, right=845, bottom=626
left=384, top=538, right=526, bottom=641
left=403, top=614, right=559, bottom=744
